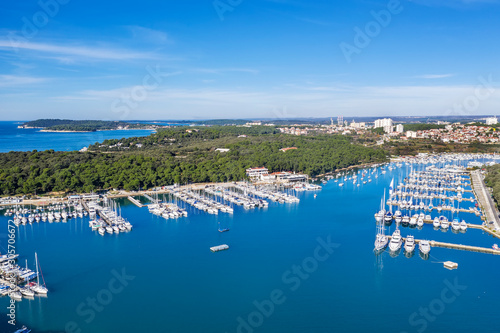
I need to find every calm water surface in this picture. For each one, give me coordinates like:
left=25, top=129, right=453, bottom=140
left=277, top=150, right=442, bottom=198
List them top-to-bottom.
left=0, top=121, right=154, bottom=153
left=0, top=160, right=499, bottom=332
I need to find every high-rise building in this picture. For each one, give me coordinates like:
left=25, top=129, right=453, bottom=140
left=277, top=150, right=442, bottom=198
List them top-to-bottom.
left=485, top=116, right=498, bottom=125
left=374, top=118, right=393, bottom=128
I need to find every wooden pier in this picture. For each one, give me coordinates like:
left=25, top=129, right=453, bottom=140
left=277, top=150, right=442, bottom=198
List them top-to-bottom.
left=143, top=193, right=159, bottom=204
left=127, top=196, right=144, bottom=208
left=388, top=203, right=479, bottom=214
left=379, top=216, right=500, bottom=239
left=387, top=236, right=500, bottom=255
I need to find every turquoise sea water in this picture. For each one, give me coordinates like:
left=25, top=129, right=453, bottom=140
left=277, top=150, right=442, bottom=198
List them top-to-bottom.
left=0, top=121, right=154, bottom=153
left=0, top=161, right=499, bottom=332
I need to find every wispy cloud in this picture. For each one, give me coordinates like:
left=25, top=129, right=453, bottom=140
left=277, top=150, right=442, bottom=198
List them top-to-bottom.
left=126, top=26, right=170, bottom=44
left=0, top=40, right=157, bottom=61
left=191, top=68, right=259, bottom=74
left=413, top=74, right=456, bottom=79
left=0, top=75, right=47, bottom=87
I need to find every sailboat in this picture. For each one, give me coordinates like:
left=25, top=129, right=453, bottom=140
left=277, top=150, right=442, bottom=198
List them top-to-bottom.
left=374, top=221, right=388, bottom=252
left=29, top=253, right=48, bottom=294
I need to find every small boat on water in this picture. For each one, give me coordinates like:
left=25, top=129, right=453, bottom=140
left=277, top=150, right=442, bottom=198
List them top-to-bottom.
left=384, top=211, right=393, bottom=223
left=440, top=216, right=449, bottom=229
left=433, top=217, right=440, bottom=228
left=451, top=218, right=460, bottom=231
left=460, top=220, right=467, bottom=231
left=374, top=222, right=388, bottom=252
left=389, top=229, right=402, bottom=252
left=404, top=235, right=415, bottom=253
left=419, top=239, right=431, bottom=255
left=493, top=244, right=499, bottom=251
left=29, top=253, right=48, bottom=294
left=20, top=285, right=35, bottom=297
left=9, top=290, right=22, bottom=300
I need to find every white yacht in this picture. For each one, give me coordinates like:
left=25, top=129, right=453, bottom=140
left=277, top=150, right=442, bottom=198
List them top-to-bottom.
left=394, top=210, right=402, bottom=224
left=409, top=215, right=417, bottom=226
left=440, top=216, right=449, bottom=229
left=433, top=217, right=440, bottom=228
left=451, top=218, right=460, bottom=231
left=460, top=220, right=467, bottom=231
left=374, top=222, right=388, bottom=251
left=389, top=229, right=402, bottom=252
left=404, top=235, right=415, bottom=253
left=419, top=240, right=431, bottom=255
left=24, top=253, right=48, bottom=295
left=20, top=285, right=35, bottom=297
left=9, top=290, right=22, bottom=300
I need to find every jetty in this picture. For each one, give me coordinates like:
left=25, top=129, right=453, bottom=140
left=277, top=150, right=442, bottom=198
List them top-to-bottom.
left=127, top=196, right=144, bottom=208
left=387, top=236, right=500, bottom=255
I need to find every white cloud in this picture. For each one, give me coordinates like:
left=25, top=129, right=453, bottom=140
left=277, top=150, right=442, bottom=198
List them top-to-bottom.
left=126, top=26, right=170, bottom=44
left=0, top=39, right=157, bottom=61
left=191, top=68, right=259, bottom=75
left=413, top=74, right=456, bottom=79
left=0, top=75, right=47, bottom=87
left=40, top=82, right=500, bottom=120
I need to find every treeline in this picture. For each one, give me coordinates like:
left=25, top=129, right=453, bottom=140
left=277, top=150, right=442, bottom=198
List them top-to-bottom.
left=22, top=119, right=148, bottom=132
left=403, top=123, right=446, bottom=132
left=0, top=127, right=387, bottom=195
left=485, top=164, right=500, bottom=208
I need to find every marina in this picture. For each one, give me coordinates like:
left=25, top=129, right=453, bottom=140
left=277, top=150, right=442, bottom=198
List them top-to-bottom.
left=2, top=152, right=500, bottom=332
left=373, top=154, right=500, bottom=259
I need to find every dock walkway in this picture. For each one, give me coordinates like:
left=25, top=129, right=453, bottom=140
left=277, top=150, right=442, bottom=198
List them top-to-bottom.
left=471, top=170, right=500, bottom=231
left=127, top=196, right=144, bottom=207
left=387, top=236, right=500, bottom=255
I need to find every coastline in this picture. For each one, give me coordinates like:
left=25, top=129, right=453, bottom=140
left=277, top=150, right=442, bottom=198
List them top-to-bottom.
left=39, top=128, right=156, bottom=133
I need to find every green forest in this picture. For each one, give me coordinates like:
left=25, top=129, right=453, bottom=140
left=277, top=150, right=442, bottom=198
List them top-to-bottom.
left=21, top=119, right=150, bottom=132
left=0, top=126, right=387, bottom=195
left=485, top=164, right=500, bottom=208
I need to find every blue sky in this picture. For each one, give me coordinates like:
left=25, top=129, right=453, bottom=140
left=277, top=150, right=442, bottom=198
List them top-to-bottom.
left=1, top=0, right=499, bottom=120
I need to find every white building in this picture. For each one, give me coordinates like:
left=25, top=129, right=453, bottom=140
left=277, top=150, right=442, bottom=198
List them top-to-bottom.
left=486, top=117, right=498, bottom=125
left=374, top=118, right=393, bottom=129
left=350, top=121, right=366, bottom=129
left=395, top=124, right=404, bottom=133
left=384, top=126, right=393, bottom=134
left=406, top=131, right=417, bottom=138
left=246, top=167, right=269, bottom=179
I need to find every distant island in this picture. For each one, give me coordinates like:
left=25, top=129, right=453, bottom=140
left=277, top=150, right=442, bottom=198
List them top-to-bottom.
left=18, top=119, right=160, bottom=132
